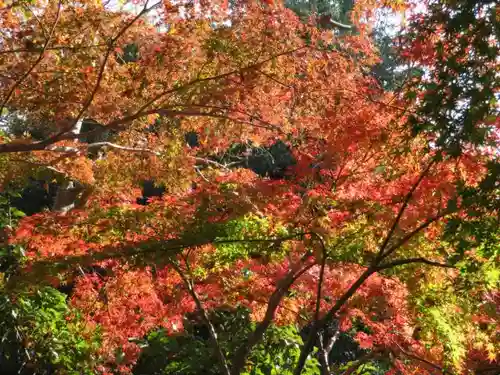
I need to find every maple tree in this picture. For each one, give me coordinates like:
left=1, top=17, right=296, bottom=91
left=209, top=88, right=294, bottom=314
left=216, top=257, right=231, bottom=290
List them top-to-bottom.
left=0, top=0, right=498, bottom=374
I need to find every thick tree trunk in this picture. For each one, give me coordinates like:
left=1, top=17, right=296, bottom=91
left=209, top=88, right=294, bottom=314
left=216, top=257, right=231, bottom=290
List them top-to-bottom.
left=52, top=119, right=92, bottom=213
left=52, top=181, right=85, bottom=212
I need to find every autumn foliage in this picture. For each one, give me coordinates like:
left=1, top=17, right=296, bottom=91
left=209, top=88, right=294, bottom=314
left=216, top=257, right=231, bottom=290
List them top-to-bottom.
left=0, top=0, right=498, bottom=374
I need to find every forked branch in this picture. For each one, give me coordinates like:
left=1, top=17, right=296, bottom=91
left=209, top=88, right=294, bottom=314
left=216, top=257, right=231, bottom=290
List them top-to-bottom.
left=230, top=251, right=315, bottom=375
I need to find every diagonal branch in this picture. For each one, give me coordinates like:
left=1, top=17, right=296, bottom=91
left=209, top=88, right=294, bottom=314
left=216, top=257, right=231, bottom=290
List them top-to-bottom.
left=0, top=0, right=62, bottom=115
left=44, top=1, right=161, bottom=144
left=24, top=3, right=49, bottom=39
left=328, top=19, right=352, bottom=30
left=0, top=43, right=109, bottom=55
left=133, top=46, right=306, bottom=115
left=0, top=47, right=302, bottom=154
left=256, top=69, right=292, bottom=88
left=106, top=108, right=283, bottom=133
left=86, top=142, right=160, bottom=155
left=375, top=159, right=436, bottom=261
left=378, top=210, right=451, bottom=262
left=293, top=233, right=455, bottom=375
left=230, top=254, right=316, bottom=375
left=376, top=257, right=454, bottom=271
left=169, top=258, right=231, bottom=375
left=293, top=266, right=378, bottom=375
left=394, top=344, right=452, bottom=374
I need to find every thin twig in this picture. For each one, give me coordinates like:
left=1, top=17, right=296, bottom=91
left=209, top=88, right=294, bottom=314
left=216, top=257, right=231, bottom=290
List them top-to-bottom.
left=24, top=3, right=49, bottom=39
left=256, top=69, right=292, bottom=88
left=191, top=157, right=231, bottom=170
left=9, top=158, right=66, bottom=176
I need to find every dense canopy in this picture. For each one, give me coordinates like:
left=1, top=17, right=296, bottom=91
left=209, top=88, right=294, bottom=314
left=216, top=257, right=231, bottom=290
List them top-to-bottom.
left=0, top=0, right=498, bottom=374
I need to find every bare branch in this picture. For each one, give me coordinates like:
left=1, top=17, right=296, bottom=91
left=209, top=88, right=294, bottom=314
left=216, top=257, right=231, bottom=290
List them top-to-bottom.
left=44, top=1, right=161, bottom=144
left=70, top=1, right=161, bottom=127
left=24, top=3, right=49, bottom=39
left=328, top=19, right=352, bottom=30
left=0, top=43, right=108, bottom=55
left=133, top=46, right=305, bottom=114
left=256, top=69, right=292, bottom=88
left=140, top=108, right=283, bottom=133
left=86, top=142, right=160, bottom=155
left=191, top=157, right=231, bottom=170
left=9, top=158, right=66, bottom=176
left=194, top=167, right=210, bottom=182
left=378, top=211, right=451, bottom=262
left=313, top=234, right=327, bottom=322
left=313, top=234, right=329, bottom=375
left=317, top=334, right=331, bottom=375
left=341, top=352, right=377, bottom=375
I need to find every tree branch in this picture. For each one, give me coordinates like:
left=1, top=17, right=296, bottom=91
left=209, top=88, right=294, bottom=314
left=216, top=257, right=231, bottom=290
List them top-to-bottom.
left=0, top=0, right=62, bottom=115
left=44, top=1, right=161, bottom=143
left=329, top=19, right=352, bottom=30
left=0, top=44, right=108, bottom=55
left=0, top=46, right=302, bottom=154
left=133, top=46, right=305, bottom=115
left=86, top=142, right=160, bottom=155
left=191, top=157, right=232, bottom=170
left=9, top=158, right=66, bottom=176
left=375, top=159, right=436, bottom=261
left=378, top=211, right=451, bottom=262
left=31, top=234, right=313, bottom=269
left=313, top=234, right=329, bottom=375
left=230, top=255, right=315, bottom=375
left=376, top=257, right=454, bottom=271
left=169, top=259, right=231, bottom=375
left=294, top=266, right=378, bottom=375
left=317, top=334, right=331, bottom=375
left=394, top=344, right=452, bottom=374
left=341, top=352, right=377, bottom=375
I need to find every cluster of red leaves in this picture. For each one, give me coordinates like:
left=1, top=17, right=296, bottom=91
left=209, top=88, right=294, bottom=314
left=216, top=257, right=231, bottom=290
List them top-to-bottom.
left=2, top=1, right=497, bottom=374
left=67, top=252, right=421, bottom=371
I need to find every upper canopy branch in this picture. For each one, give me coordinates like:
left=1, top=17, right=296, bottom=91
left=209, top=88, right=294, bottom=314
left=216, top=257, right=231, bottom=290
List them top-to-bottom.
left=0, top=0, right=62, bottom=115
left=0, top=45, right=303, bottom=154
